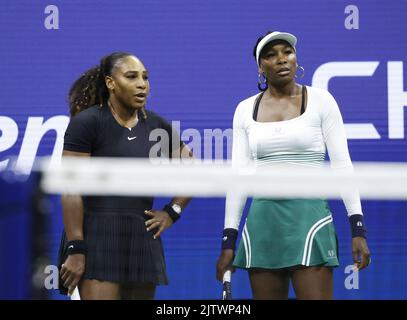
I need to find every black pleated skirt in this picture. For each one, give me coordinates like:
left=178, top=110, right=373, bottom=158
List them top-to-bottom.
left=57, top=209, right=168, bottom=295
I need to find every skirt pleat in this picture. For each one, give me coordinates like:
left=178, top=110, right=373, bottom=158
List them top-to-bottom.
left=57, top=209, right=168, bottom=295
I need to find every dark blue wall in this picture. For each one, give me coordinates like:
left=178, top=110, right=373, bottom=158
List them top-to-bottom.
left=1, top=0, right=406, bottom=299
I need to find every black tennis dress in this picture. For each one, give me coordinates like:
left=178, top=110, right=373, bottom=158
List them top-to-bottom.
left=58, top=105, right=180, bottom=294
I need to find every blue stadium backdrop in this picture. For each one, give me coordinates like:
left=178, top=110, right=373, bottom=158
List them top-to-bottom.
left=1, top=0, right=406, bottom=299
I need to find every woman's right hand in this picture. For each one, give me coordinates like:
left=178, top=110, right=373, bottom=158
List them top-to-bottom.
left=216, top=249, right=235, bottom=282
left=60, top=254, right=85, bottom=296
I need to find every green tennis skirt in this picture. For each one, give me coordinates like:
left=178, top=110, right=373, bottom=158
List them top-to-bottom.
left=234, top=198, right=339, bottom=270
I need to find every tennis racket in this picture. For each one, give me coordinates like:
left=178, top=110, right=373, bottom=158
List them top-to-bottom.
left=222, top=270, right=232, bottom=300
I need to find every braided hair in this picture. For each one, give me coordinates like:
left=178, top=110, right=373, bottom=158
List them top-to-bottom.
left=68, top=52, right=147, bottom=119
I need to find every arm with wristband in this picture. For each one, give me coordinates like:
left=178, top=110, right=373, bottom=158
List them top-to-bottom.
left=321, top=90, right=371, bottom=270
left=216, top=102, right=253, bottom=282
left=59, top=110, right=98, bottom=296
left=144, top=143, right=193, bottom=239
left=59, top=150, right=89, bottom=296
left=144, top=197, right=191, bottom=239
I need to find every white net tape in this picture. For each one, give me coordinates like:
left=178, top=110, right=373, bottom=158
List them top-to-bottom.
left=40, top=157, right=407, bottom=199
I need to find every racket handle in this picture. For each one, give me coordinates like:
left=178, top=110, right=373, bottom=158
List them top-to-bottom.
left=222, top=270, right=232, bottom=300
left=223, top=270, right=231, bottom=282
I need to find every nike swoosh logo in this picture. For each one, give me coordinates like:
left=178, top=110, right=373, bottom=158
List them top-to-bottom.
left=127, top=136, right=137, bottom=141
left=68, top=245, right=74, bottom=249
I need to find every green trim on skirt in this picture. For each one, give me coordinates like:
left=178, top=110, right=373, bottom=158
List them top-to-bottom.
left=233, top=199, right=339, bottom=270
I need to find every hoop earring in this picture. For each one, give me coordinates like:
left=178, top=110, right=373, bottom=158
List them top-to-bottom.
left=295, top=65, right=305, bottom=79
left=257, top=73, right=267, bottom=91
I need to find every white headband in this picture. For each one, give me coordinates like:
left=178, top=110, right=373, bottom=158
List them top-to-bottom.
left=255, top=31, right=297, bottom=66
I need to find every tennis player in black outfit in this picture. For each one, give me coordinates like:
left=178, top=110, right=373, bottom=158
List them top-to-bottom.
left=58, top=52, right=192, bottom=300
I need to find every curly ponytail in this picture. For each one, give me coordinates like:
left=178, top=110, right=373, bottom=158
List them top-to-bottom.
left=68, top=67, right=103, bottom=116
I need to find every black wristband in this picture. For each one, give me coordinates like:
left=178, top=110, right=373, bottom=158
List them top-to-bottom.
left=163, top=204, right=180, bottom=223
left=349, top=214, right=367, bottom=239
left=222, top=228, right=238, bottom=250
left=66, top=240, right=88, bottom=255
